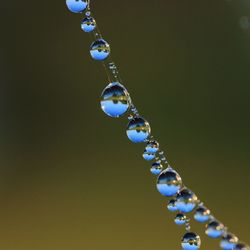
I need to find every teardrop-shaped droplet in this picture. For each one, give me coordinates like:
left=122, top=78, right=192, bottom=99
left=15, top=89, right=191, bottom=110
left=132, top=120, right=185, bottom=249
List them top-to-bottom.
left=66, top=0, right=88, bottom=13
left=81, top=17, right=96, bottom=32
left=90, top=39, right=110, bottom=60
left=101, top=82, right=130, bottom=117
left=126, top=117, right=151, bottom=143
left=145, top=140, right=159, bottom=154
left=143, top=150, right=155, bottom=161
left=150, top=162, right=163, bottom=175
left=156, top=168, right=182, bottom=197
left=176, top=189, right=198, bottom=213
left=167, top=199, right=178, bottom=212
left=194, top=206, right=211, bottom=223
left=175, top=213, right=187, bottom=225
left=205, top=220, right=224, bottom=238
left=181, top=232, right=201, bottom=250
left=220, top=233, right=238, bottom=250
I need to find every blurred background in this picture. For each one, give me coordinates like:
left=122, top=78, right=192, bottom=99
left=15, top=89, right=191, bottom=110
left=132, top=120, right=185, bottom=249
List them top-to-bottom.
left=0, top=0, right=249, bottom=249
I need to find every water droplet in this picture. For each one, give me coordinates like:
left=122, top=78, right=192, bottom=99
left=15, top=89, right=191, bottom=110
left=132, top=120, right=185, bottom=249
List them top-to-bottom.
left=66, top=0, right=88, bottom=13
left=85, top=11, right=91, bottom=17
left=81, top=17, right=96, bottom=32
left=90, top=39, right=110, bottom=60
left=100, top=82, right=130, bottom=117
left=126, top=117, right=151, bottom=143
left=145, top=140, right=159, bottom=153
left=143, top=150, right=155, bottom=161
left=150, top=162, right=163, bottom=175
left=156, top=169, right=182, bottom=197
left=176, top=189, right=198, bottom=213
left=167, top=199, right=178, bottom=212
left=194, top=206, right=211, bottom=223
left=175, top=213, right=187, bottom=225
left=206, top=220, right=224, bottom=238
left=181, top=232, right=201, bottom=250
left=220, top=233, right=238, bottom=250
left=234, top=243, right=250, bottom=250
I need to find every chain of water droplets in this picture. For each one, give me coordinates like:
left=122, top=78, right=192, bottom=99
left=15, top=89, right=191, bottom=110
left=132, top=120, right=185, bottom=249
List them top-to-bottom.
left=65, top=1, right=249, bottom=249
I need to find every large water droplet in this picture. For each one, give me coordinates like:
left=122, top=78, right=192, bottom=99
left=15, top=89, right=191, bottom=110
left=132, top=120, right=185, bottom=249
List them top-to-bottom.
left=66, top=0, right=88, bottom=13
left=81, top=17, right=96, bottom=32
left=90, top=39, right=110, bottom=60
left=101, top=82, right=130, bottom=117
left=126, top=117, right=151, bottom=143
left=150, top=162, right=163, bottom=175
left=156, top=169, right=182, bottom=197
left=176, top=189, right=198, bottom=213
left=194, top=206, right=211, bottom=223
left=205, top=220, right=224, bottom=238
left=181, top=232, right=201, bottom=250
left=220, top=233, right=238, bottom=250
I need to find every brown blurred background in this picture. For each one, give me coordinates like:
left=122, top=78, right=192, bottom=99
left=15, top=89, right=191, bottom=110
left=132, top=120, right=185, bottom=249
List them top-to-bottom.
left=0, top=0, right=249, bottom=249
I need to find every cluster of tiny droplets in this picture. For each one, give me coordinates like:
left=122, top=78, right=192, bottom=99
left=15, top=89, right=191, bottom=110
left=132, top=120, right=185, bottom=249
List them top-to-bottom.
left=66, top=1, right=249, bottom=249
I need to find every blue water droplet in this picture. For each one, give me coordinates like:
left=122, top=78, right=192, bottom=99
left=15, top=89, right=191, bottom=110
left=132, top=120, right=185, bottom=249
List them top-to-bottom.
left=66, top=0, right=88, bottom=13
left=81, top=17, right=96, bottom=32
left=90, top=39, right=110, bottom=61
left=101, top=82, right=130, bottom=117
left=126, top=117, right=151, bottom=143
left=150, top=162, right=163, bottom=175
left=156, top=169, right=182, bottom=197
left=176, top=189, right=198, bottom=213
left=205, top=220, right=224, bottom=238
left=181, top=232, right=201, bottom=250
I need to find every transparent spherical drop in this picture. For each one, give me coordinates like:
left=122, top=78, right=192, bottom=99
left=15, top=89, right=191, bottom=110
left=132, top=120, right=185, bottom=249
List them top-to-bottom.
left=66, top=0, right=88, bottom=13
left=81, top=17, right=96, bottom=32
left=90, top=39, right=110, bottom=60
left=100, top=82, right=130, bottom=117
left=126, top=117, right=151, bottom=143
left=145, top=140, right=159, bottom=154
left=143, top=150, right=155, bottom=161
left=150, top=162, right=163, bottom=175
left=156, top=169, right=182, bottom=197
left=175, top=189, right=198, bottom=213
left=167, top=199, right=178, bottom=212
left=194, top=206, right=211, bottom=223
left=175, top=213, right=187, bottom=225
left=206, top=220, right=224, bottom=238
left=181, top=232, right=201, bottom=250
left=220, top=233, right=238, bottom=250
left=235, top=243, right=250, bottom=250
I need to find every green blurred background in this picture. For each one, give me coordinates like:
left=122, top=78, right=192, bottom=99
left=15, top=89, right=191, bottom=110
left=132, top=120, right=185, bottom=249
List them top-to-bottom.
left=0, top=0, right=249, bottom=249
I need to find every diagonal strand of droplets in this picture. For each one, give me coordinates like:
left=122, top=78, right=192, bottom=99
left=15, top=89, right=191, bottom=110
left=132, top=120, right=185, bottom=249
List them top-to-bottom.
left=65, top=1, right=249, bottom=249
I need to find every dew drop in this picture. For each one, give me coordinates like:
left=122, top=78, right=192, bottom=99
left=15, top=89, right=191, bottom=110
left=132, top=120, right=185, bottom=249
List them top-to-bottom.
left=66, top=0, right=88, bottom=13
left=81, top=17, right=96, bottom=32
left=90, top=39, right=110, bottom=60
left=101, top=82, right=130, bottom=117
left=126, top=117, right=151, bottom=143
left=150, top=162, right=163, bottom=175
left=156, top=169, right=182, bottom=197
left=175, top=189, right=198, bottom=213
left=205, top=220, right=224, bottom=238
left=181, top=232, right=201, bottom=250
